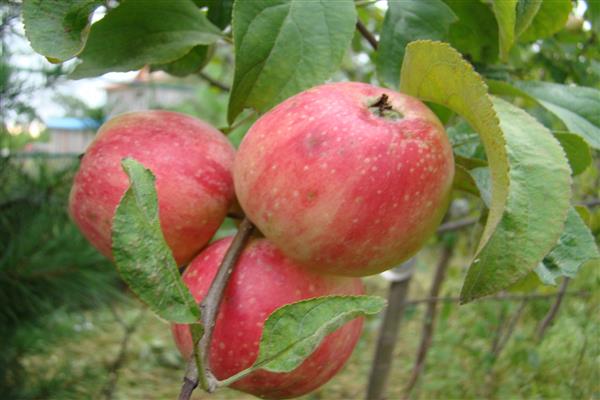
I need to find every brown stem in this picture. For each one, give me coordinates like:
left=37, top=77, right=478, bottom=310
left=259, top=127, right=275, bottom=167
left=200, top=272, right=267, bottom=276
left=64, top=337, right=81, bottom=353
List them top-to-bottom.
left=356, top=19, right=378, bottom=50
left=198, top=71, right=231, bottom=92
left=436, top=217, right=479, bottom=234
left=178, top=218, right=255, bottom=400
left=403, top=244, right=454, bottom=398
left=366, top=262, right=414, bottom=400
left=536, top=277, right=570, bottom=341
left=404, top=290, right=589, bottom=306
left=493, top=299, right=527, bottom=358
left=489, top=305, right=508, bottom=356
left=103, top=306, right=146, bottom=400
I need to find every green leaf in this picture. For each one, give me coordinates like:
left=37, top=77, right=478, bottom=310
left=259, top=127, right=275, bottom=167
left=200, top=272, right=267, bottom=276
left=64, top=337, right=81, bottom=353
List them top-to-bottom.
left=22, top=0, right=102, bottom=62
left=71, top=0, right=222, bottom=79
left=208, top=0, right=234, bottom=29
left=227, top=0, right=356, bottom=123
left=376, top=0, right=457, bottom=88
left=444, top=0, right=499, bottom=62
left=491, top=0, right=518, bottom=61
left=515, top=0, right=542, bottom=36
left=519, top=0, right=572, bottom=42
left=586, top=0, right=600, bottom=34
left=399, top=41, right=571, bottom=302
left=152, top=45, right=214, bottom=77
left=513, top=81, right=600, bottom=150
left=554, top=132, right=592, bottom=176
left=112, top=158, right=201, bottom=324
left=453, top=165, right=480, bottom=197
left=470, top=167, right=492, bottom=208
left=536, top=208, right=600, bottom=285
left=254, top=295, right=385, bottom=373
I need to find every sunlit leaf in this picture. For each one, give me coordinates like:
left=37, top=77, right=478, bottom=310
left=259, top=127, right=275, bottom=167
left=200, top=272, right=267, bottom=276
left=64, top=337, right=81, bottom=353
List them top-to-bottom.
left=400, top=41, right=571, bottom=302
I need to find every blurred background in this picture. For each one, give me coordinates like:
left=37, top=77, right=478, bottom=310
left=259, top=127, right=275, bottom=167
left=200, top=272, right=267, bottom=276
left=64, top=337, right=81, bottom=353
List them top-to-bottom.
left=1, top=0, right=598, bottom=399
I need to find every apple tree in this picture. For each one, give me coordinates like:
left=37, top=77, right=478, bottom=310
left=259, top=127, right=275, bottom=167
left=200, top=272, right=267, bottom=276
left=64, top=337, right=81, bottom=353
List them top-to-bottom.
left=21, top=0, right=599, bottom=399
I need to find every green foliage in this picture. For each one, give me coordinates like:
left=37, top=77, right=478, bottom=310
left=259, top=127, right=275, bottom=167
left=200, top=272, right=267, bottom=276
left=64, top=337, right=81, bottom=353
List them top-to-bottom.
left=22, top=0, right=102, bottom=62
left=70, top=0, right=221, bottom=79
left=227, top=0, right=357, bottom=123
left=376, top=0, right=457, bottom=88
left=444, top=0, right=499, bottom=63
left=491, top=0, right=518, bottom=61
left=514, top=0, right=542, bottom=37
left=518, top=0, right=572, bottom=42
left=400, top=41, right=572, bottom=301
left=152, top=46, right=214, bottom=77
left=513, top=80, right=600, bottom=149
left=554, top=132, right=592, bottom=176
left=0, top=157, right=120, bottom=395
left=112, top=159, right=200, bottom=324
left=537, top=207, right=600, bottom=285
left=253, top=295, right=385, bottom=373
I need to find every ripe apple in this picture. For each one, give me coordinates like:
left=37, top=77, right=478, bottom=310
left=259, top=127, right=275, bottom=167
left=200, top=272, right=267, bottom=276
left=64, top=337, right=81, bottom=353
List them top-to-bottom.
left=233, top=82, right=454, bottom=276
left=69, top=110, right=236, bottom=266
left=172, top=237, right=364, bottom=399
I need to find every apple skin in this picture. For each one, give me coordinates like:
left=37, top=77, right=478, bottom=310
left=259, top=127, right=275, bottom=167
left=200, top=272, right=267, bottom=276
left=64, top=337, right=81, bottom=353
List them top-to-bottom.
left=234, top=82, right=454, bottom=276
left=69, top=110, right=236, bottom=266
left=172, top=237, right=364, bottom=399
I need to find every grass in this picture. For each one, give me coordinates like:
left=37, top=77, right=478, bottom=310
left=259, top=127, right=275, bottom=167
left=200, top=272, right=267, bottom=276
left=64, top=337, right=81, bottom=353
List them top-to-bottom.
left=15, top=247, right=599, bottom=400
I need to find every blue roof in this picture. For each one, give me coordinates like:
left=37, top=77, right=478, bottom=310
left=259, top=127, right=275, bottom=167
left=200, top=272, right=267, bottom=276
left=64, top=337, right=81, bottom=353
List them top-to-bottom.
left=45, top=117, right=102, bottom=131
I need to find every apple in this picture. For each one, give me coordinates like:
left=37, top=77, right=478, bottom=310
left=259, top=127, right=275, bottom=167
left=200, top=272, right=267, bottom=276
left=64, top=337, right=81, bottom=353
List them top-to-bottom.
left=233, top=82, right=454, bottom=276
left=69, top=110, right=236, bottom=266
left=172, top=237, right=364, bottom=399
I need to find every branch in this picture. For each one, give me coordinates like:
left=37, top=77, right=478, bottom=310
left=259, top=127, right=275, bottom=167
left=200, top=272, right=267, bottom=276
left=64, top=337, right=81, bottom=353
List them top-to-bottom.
left=356, top=20, right=378, bottom=50
left=198, top=71, right=231, bottom=92
left=580, top=198, right=600, bottom=208
left=179, top=217, right=255, bottom=400
left=436, top=217, right=479, bottom=234
left=403, top=244, right=453, bottom=398
left=535, top=277, right=570, bottom=341
left=405, top=289, right=589, bottom=306
left=493, top=299, right=527, bottom=358
left=103, top=306, right=146, bottom=400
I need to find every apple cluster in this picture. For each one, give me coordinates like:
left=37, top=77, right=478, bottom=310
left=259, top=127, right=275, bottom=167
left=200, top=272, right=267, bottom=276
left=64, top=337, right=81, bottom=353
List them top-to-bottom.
left=69, top=82, right=454, bottom=399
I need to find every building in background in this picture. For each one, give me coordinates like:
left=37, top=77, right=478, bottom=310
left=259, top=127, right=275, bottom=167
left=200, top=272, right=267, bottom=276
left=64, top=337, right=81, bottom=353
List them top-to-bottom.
left=105, top=68, right=197, bottom=118
left=29, top=117, right=101, bottom=155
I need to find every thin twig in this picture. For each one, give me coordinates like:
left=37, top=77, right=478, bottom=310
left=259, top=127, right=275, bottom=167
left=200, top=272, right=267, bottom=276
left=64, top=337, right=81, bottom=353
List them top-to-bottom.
left=356, top=20, right=378, bottom=50
left=198, top=71, right=231, bottom=92
left=580, top=198, right=600, bottom=207
left=436, top=217, right=479, bottom=234
left=179, top=218, right=255, bottom=400
left=403, top=244, right=454, bottom=398
left=536, top=277, right=570, bottom=341
left=405, top=289, right=589, bottom=306
left=493, top=299, right=527, bottom=358
left=489, top=305, right=509, bottom=356
left=103, top=306, right=146, bottom=400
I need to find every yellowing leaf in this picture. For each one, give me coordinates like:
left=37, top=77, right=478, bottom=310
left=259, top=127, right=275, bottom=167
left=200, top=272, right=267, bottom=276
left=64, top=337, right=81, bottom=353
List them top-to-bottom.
left=400, top=41, right=571, bottom=302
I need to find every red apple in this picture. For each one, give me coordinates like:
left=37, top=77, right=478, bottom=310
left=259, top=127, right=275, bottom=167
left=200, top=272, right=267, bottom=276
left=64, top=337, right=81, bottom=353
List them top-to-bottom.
left=234, top=82, right=454, bottom=276
left=69, top=110, right=235, bottom=266
left=172, top=237, right=364, bottom=399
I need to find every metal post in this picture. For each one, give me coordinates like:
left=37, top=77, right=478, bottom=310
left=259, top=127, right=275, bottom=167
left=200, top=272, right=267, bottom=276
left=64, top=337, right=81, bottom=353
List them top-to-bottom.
left=366, top=258, right=416, bottom=400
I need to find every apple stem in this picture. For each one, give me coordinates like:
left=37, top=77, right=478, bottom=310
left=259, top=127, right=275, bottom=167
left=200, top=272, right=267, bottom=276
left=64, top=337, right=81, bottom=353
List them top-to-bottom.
left=369, top=94, right=403, bottom=120
left=179, top=217, right=255, bottom=399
